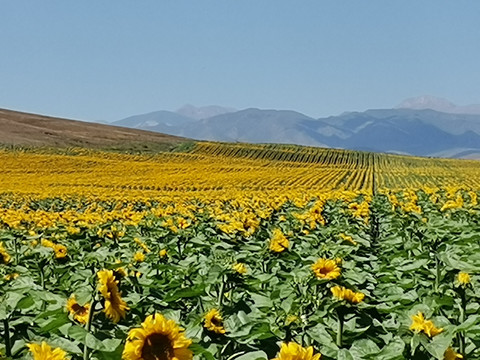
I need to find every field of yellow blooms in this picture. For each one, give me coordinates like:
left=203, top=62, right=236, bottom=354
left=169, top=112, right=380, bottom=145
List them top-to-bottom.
left=1, top=143, right=480, bottom=360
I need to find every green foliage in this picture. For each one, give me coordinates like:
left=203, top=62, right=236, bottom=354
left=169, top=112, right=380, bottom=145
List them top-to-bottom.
left=0, top=190, right=479, bottom=359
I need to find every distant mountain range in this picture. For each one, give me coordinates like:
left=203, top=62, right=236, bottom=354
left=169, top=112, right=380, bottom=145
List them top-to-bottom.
left=112, top=98, right=480, bottom=159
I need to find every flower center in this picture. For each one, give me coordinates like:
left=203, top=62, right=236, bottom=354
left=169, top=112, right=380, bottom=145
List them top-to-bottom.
left=319, top=266, right=332, bottom=274
left=71, top=303, right=87, bottom=315
left=211, top=316, right=222, bottom=327
left=141, top=333, right=173, bottom=360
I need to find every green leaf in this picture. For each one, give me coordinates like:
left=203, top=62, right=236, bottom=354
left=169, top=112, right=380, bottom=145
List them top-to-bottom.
left=163, top=284, right=205, bottom=302
left=16, top=294, right=35, bottom=310
left=39, top=313, right=71, bottom=333
left=456, top=315, right=480, bottom=332
left=68, top=324, right=89, bottom=343
left=424, top=333, right=453, bottom=360
left=376, top=337, right=405, bottom=360
left=349, top=339, right=380, bottom=357
left=337, top=349, right=355, bottom=360
left=232, top=350, right=268, bottom=360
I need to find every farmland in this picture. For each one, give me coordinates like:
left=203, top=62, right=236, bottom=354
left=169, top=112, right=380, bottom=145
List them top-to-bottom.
left=1, top=142, right=480, bottom=360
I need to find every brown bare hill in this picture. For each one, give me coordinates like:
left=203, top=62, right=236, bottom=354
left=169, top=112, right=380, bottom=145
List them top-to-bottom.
left=0, top=108, right=189, bottom=152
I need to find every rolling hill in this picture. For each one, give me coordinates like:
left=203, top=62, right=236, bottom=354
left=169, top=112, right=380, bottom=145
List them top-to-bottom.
left=0, top=108, right=188, bottom=152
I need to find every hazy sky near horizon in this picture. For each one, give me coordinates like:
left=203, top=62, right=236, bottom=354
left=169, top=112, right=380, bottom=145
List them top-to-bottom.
left=1, top=1, right=480, bottom=122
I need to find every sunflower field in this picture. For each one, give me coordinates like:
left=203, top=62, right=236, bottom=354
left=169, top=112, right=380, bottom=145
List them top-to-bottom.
left=1, top=144, right=480, bottom=360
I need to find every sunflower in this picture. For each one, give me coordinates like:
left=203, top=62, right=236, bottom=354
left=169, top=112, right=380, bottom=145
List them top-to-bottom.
left=269, top=229, right=289, bottom=253
left=339, top=233, right=357, bottom=245
left=40, top=240, right=67, bottom=259
left=0, top=241, right=11, bottom=264
left=54, top=244, right=68, bottom=259
left=159, top=249, right=168, bottom=258
left=133, top=252, right=146, bottom=263
left=114, top=259, right=128, bottom=278
left=311, top=259, right=341, bottom=280
left=232, top=262, right=247, bottom=275
left=97, top=269, right=129, bottom=323
left=457, top=272, right=471, bottom=285
left=4, top=273, right=19, bottom=281
left=330, top=286, right=365, bottom=304
left=66, top=295, right=90, bottom=324
left=204, top=309, right=226, bottom=334
left=409, top=312, right=443, bottom=337
left=409, top=312, right=425, bottom=333
left=122, top=313, right=193, bottom=360
left=422, top=320, right=443, bottom=337
left=27, top=342, right=68, bottom=360
left=272, top=342, right=321, bottom=360
left=444, top=347, right=463, bottom=360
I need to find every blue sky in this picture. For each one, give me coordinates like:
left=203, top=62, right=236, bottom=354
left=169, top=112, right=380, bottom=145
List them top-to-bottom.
left=1, top=1, right=479, bottom=122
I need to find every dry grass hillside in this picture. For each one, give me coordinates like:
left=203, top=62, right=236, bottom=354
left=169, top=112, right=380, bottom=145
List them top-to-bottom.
left=0, top=108, right=188, bottom=152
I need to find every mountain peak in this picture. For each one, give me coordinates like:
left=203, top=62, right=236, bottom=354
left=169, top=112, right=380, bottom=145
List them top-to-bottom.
left=396, top=95, right=456, bottom=112
left=396, top=95, right=480, bottom=115
left=176, top=104, right=236, bottom=120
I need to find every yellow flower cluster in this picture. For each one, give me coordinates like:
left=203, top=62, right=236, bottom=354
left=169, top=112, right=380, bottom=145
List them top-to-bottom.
left=293, top=199, right=326, bottom=229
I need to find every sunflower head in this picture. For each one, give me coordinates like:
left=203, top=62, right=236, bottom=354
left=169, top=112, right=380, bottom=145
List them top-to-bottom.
left=269, top=229, right=289, bottom=253
left=0, top=242, right=11, bottom=264
left=54, top=244, right=68, bottom=259
left=133, top=252, right=145, bottom=263
left=311, top=259, right=341, bottom=280
left=232, top=262, right=247, bottom=275
left=97, top=269, right=129, bottom=323
left=457, top=272, right=471, bottom=285
left=4, top=273, right=19, bottom=281
left=330, top=285, right=365, bottom=304
left=66, top=295, right=90, bottom=324
left=204, top=309, right=226, bottom=334
left=409, top=312, right=443, bottom=337
left=409, top=312, right=425, bottom=333
left=122, top=313, right=192, bottom=360
left=422, top=320, right=443, bottom=337
left=27, top=342, right=68, bottom=360
left=272, top=342, right=321, bottom=360
left=444, top=347, right=463, bottom=360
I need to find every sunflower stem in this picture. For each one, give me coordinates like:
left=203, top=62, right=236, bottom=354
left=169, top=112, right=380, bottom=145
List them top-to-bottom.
left=13, top=237, right=19, bottom=265
left=177, top=237, right=182, bottom=258
left=435, top=255, right=440, bottom=292
left=39, top=264, right=45, bottom=290
left=218, top=275, right=226, bottom=307
left=458, top=288, right=466, bottom=355
left=83, top=298, right=97, bottom=360
left=336, top=309, right=344, bottom=348
left=3, top=318, right=11, bottom=358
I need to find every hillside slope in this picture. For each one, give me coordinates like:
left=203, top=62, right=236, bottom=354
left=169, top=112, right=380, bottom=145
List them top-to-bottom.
left=0, top=108, right=188, bottom=151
